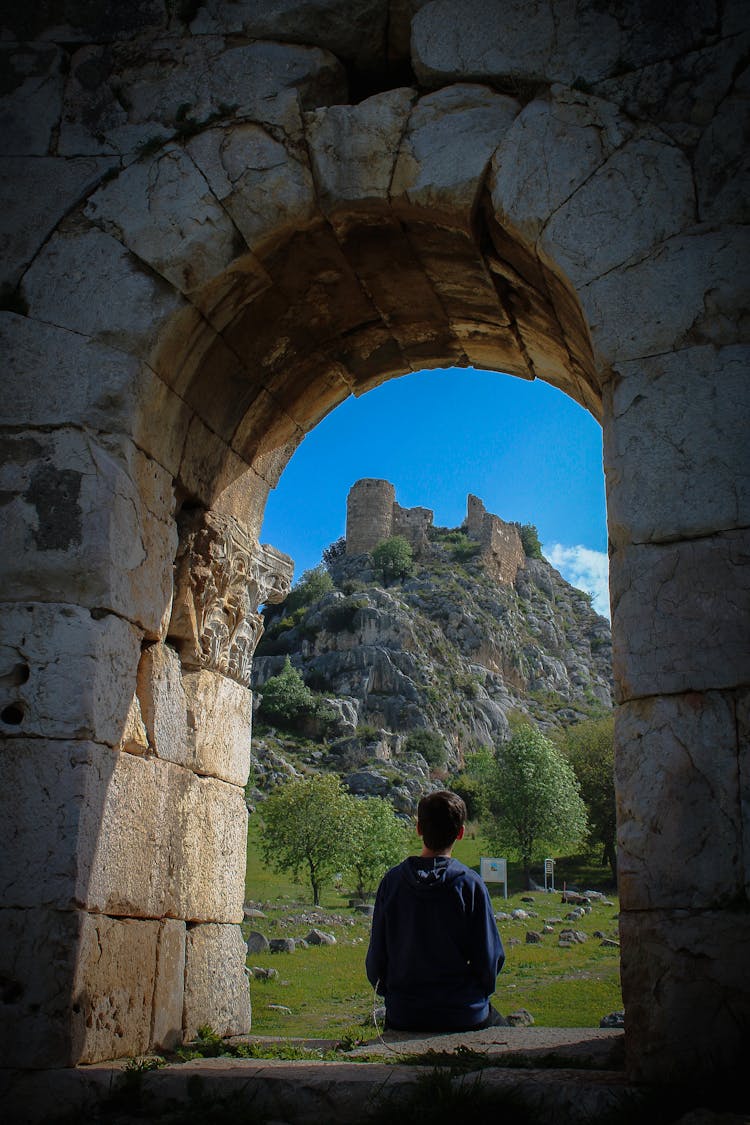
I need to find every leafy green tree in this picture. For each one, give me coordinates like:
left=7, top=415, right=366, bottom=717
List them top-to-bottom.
left=520, top=523, right=543, bottom=559
left=372, top=536, right=414, bottom=584
left=322, top=537, right=346, bottom=571
left=284, top=565, right=334, bottom=614
left=256, top=656, right=334, bottom=733
left=558, top=715, right=617, bottom=880
left=481, top=724, right=588, bottom=888
left=404, top=728, right=447, bottom=768
left=259, top=774, right=356, bottom=905
left=344, top=797, right=408, bottom=900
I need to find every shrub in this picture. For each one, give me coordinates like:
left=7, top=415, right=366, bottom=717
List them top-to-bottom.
left=520, top=523, right=543, bottom=559
left=322, top=536, right=346, bottom=570
left=283, top=565, right=334, bottom=615
left=404, top=728, right=448, bottom=768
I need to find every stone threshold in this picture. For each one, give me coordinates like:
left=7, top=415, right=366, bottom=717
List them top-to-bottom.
left=7, top=1028, right=737, bottom=1125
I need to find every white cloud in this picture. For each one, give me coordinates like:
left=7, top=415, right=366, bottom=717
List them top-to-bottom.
left=544, top=543, right=610, bottom=620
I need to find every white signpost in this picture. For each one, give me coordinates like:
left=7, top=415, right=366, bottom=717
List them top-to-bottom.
left=480, top=856, right=508, bottom=899
left=544, top=857, right=555, bottom=892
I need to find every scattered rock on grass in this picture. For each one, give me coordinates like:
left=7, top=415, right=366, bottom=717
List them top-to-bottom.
left=306, top=928, right=336, bottom=945
left=525, top=930, right=542, bottom=943
left=247, top=932, right=270, bottom=954
left=269, top=938, right=296, bottom=953
left=507, top=1009, right=534, bottom=1027
left=600, top=1010, right=625, bottom=1028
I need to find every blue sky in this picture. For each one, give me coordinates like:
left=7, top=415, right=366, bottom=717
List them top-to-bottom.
left=260, top=367, right=611, bottom=617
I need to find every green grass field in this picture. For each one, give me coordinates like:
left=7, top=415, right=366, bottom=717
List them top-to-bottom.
left=243, top=818, right=622, bottom=1039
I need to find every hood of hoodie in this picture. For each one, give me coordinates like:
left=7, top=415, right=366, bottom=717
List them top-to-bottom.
left=400, top=856, right=466, bottom=894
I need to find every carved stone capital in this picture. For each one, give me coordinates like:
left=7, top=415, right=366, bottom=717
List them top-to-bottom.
left=168, top=510, right=293, bottom=686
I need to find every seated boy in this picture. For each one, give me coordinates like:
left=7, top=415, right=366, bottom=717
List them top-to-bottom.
left=365, top=789, right=505, bottom=1032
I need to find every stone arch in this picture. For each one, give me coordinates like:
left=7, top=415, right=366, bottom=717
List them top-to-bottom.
left=1, top=0, right=747, bottom=1092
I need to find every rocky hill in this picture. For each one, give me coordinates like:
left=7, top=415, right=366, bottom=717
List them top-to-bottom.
left=249, top=483, right=611, bottom=808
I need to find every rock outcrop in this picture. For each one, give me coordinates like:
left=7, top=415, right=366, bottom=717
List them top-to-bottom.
left=252, top=485, right=611, bottom=784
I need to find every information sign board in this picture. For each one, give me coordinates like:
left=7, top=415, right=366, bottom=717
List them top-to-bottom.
left=480, top=856, right=508, bottom=899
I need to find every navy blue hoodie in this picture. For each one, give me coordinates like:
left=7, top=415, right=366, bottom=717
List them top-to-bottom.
left=365, top=855, right=505, bottom=1031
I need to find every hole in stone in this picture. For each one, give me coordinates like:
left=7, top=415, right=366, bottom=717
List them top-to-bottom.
left=1, top=703, right=24, bottom=725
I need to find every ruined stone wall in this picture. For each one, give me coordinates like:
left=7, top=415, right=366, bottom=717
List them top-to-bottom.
left=1, top=0, right=747, bottom=1090
left=346, top=478, right=434, bottom=555
left=463, top=494, right=526, bottom=585
left=392, top=502, right=434, bottom=554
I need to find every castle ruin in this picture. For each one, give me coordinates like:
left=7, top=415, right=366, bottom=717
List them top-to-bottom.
left=345, top=479, right=526, bottom=586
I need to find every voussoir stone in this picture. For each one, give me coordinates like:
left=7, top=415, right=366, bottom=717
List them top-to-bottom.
left=391, top=84, right=520, bottom=223
left=306, top=88, right=417, bottom=215
left=491, top=89, right=634, bottom=247
left=186, top=123, right=317, bottom=254
left=539, top=133, right=695, bottom=288
left=84, top=146, right=242, bottom=297
left=0, top=156, right=115, bottom=289
left=22, top=223, right=186, bottom=361
left=603, top=344, right=750, bottom=547
left=616, top=690, right=745, bottom=911
left=183, top=923, right=252, bottom=1040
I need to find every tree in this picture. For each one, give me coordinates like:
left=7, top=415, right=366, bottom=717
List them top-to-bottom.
left=520, top=523, right=543, bottom=559
left=372, top=535, right=414, bottom=584
left=322, top=536, right=346, bottom=571
left=284, top=564, right=334, bottom=614
left=256, top=656, right=316, bottom=727
left=558, top=715, right=617, bottom=880
left=481, top=724, right=588, bottom=888
left=404, top=728, right=447, bottom=768
left=259, top=774, right=356, bottom=905
left=344, top=797, right=408, bottom=900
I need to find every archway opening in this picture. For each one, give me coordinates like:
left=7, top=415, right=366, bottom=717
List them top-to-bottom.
left=241, top=362, right=616, bottom=1038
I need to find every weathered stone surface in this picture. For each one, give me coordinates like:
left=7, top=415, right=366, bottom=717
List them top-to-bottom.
left=4, top=0, right=168, bottom=43
left=190, top=0, right=388, bottom=68
left=412, top=0, right=622, bottom=88
left=59, top=38, right=346, bottom=157
left=0, top=44, right=65, bottom=155
left=695, top=83, right=750, bottom=224
left=391, top=84, right=520, bottom=222
left=306, top=88, right=416, bottom=215
left=490, top=90, right=633, bottom=247
left=186, top=124, right=317, bottom=254
left=540, top=134, right=695, bottom=287
left=85, top=146, right=242, bottom=297
left=0, top=157, right=115, bottom=289
left=22, top=223, right=185, bottom=361
left=580, top=227, right=750, bottom=364
left=0, top=314, right=149, bottom=440
left=603, top=345, right=750, bottom=547
left=0, top=428, right=176, bottom=637
left=610, top=531, right=750, bottom=702
left=0, top=604, right=141, bottom=746
left=137, top=643, right=187, bottom=765
left=137, top=643, right=253, bottom=784
left=183, top=669, right=253, bottom=786
left=616, top=691, right=745, bottom=911
left=121, top=692, right=149, bottom=755
left=0, top=739, right=113, bottom=910
left=92, top=754, right=247, bottom=922
left=0, top=907, right=159, bottom=1068
left=619, top=909, right=750, bottom=1084
left=75, top=913, right=160, bottom=1064
left=152, top=920, right=187, bottom=1051
left=183, top=923, right=251, bottom=1039
left=247, top=931, right=270, bottom=954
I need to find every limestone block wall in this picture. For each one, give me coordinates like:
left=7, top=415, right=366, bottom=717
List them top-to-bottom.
left=1, top=0, right=748, bottom=1089
left=464, top=495, right=525, bottom=586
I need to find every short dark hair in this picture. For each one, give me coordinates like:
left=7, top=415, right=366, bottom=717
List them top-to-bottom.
left=417, top=790, right=467, bottom=850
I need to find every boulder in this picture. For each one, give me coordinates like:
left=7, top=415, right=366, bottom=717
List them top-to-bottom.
left=306, top=928, right=336, bottom=946
left=246, top=931, right=270, bottom=955
left=269, top=938, right=295, bottom=954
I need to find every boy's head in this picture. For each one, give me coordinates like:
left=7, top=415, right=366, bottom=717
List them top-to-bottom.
left=416, top=790, right=467, bottom=851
